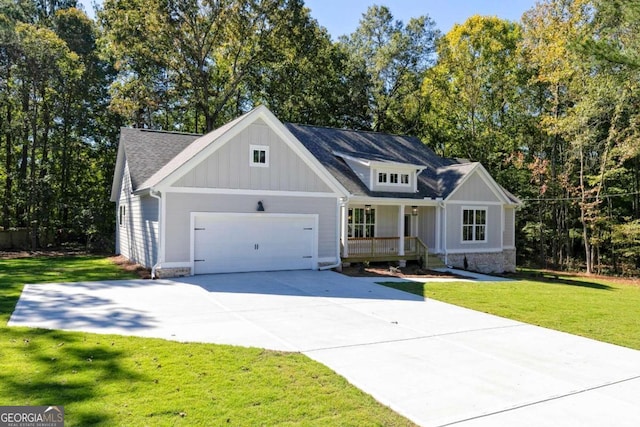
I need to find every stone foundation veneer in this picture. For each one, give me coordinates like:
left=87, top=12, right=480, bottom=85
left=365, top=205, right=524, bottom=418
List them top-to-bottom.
left=445, top=249, right=516, bottom=274
left=154, top=267, right=192, bottom=278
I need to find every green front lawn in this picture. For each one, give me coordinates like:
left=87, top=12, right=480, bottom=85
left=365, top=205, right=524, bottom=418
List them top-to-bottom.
left=0, top=256, right=415, bottom=426
left=382, top=272, right=640, bottom=350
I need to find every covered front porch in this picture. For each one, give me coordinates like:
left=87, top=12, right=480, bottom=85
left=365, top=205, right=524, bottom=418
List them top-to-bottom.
left=340, top=201, right=445, bottom=268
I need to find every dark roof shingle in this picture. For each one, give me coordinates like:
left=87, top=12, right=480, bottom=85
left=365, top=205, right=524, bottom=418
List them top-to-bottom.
left=117, top=120, right=510, bottom=202
left=284, top=123, right=467, bottom=199
left=119, top=128, right=200, bottom=190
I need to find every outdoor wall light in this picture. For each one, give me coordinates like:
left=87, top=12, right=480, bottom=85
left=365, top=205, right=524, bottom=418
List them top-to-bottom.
left=257, top=201, right=265, bottom=212
left=365, top=204, right=371, bottom=214
left=412, top=206, right=418, bottom=216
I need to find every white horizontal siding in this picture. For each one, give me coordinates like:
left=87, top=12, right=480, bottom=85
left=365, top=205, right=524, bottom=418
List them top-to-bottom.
left=118, top=161, right=158, bottom=268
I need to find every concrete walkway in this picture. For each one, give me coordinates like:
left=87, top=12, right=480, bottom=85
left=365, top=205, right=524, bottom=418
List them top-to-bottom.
left=9, top=270, right=640, bottom=426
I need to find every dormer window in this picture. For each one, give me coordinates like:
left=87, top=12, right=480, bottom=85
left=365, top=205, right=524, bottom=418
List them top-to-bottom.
left=332, top=150, right=425, bottom=193
left=378, top=171, right=411, bottom=187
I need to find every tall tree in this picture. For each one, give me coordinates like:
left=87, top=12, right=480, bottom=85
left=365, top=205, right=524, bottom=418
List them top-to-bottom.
left=101, top=0, right=295, bottom=132
left=248, top=0, right=369, bottom=128
left=519, top=0, right=593, bottom=269
left=340, top=5, right=439, bottom=133
left=422, top=16, right=525, bottom=168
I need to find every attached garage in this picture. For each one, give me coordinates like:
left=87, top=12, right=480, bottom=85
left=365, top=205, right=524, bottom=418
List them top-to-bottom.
left=191, top=213, right=318, bottom=274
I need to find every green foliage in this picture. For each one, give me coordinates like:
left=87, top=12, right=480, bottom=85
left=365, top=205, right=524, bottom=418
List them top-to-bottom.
left=248, top=0, right=369, bottom=128
left=583, top=0, right=640, bottom=68
left=0, top=3, right=122, bottom=247
left=340, top=5, right=439, bottom=133
left=422, top=16, right=526, bottom=170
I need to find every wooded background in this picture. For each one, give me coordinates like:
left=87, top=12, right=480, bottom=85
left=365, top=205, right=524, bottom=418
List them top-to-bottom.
left=1, top=0, right=639, bottom=274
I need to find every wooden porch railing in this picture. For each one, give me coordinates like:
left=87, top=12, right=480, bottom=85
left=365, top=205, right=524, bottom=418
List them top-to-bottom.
left=343, top=237, right=429, bottom=267
left=347, top=237, right=401, bottom=257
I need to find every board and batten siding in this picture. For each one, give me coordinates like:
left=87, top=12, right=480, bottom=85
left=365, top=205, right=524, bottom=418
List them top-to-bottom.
left=172, top=119, right=331, bottom=193
left=117, top=161, right=158, bottom=268
left=447, top=172, right=501, bottom=203
left=164, top=192, right=338, bottom=263
left=444, top=204, right=502, bottom=252
left=375, top=205, right=399, bottom=237
left=419, top=206, right=436, bottom=249
left=503, top=207, right=515, bottom=247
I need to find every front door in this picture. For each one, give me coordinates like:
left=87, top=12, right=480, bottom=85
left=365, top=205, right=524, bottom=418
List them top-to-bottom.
left=404, top=214, right=412, bottom=237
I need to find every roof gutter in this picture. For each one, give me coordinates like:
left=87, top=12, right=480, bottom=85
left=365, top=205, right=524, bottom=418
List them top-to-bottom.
left=150, top=189, right=162, bottom=279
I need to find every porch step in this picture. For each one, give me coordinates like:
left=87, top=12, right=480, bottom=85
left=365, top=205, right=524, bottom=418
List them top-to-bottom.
left=424, top=254, right=446, bottom=269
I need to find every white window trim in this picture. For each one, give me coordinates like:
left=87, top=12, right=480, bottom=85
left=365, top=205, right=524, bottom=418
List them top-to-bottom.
left=250, top=144, right=269, bottom=167
left=376, top=170, right=412, bottom=187
left=119, top=204, right=126, bottom=227
left=347, top=206, right=376, bottom=238
left=461, top=206, right=487, bottom=243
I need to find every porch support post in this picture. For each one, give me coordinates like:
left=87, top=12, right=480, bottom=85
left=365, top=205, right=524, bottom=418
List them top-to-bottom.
left=435, top=203, right=442, bottom=253
left=341, top=204, right=349, bottom=258
left=398, top=204, right=405, bottom=257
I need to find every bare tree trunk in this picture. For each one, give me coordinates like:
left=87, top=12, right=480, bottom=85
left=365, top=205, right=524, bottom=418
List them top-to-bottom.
left=2, top=101, right=12, bottom=229
left=579, top=146, right=592, bottom=274
left=538, top=200, right=546, bottom=267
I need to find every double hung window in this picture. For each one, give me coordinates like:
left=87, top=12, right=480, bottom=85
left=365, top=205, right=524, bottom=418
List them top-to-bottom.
left=348, top=207, right=375, bottom=238
left=462, top=208, right=486, bottom=242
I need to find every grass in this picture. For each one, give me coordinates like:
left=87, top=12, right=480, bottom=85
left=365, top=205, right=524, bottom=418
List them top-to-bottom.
left=1, top=256, right=415, bottom=426
left=381, top=271, right=640, bottom=351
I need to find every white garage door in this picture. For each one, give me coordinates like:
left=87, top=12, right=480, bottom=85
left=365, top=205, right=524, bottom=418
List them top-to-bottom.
left=192, top=213, right=317, bottom=274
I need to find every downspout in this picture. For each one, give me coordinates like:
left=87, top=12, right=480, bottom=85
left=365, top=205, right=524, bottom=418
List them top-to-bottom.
left=150, top=189, right=162, bottom=279
left=319, top=197, right=349, bottom=270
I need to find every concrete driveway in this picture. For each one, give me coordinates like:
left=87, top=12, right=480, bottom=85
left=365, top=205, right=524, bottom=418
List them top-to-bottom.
left=9, top=270, right=640, bottom=427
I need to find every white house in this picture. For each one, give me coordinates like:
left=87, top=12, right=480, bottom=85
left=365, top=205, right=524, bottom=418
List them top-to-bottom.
left=111, top=105, right=521, bottom=277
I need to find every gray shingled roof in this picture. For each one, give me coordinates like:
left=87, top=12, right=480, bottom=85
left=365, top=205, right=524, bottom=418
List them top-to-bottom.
left=136, top=111, right=250, bottom=191
left=116, top=117, right=519, bottom=203
left=284, top=123, right=467, bottom=199
left=120, top=128, right=200, bottom=190
left=436, top=162, right=478, bottom=198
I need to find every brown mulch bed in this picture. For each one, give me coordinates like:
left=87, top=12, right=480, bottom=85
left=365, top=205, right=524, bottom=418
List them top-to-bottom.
left=108, top=255, right=152, bottom=279
left=340, top=261, right=466, bottom=279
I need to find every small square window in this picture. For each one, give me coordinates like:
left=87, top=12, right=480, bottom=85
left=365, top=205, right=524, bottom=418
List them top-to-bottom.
left=250, top=145, right=269, bottom=167
left=253, top=150, right=265, bottom=164
left=378, top=172, right=387, bottom=183
left=390, top=173, right=398, bottom=184
left=401, top=174, right=409, bottom=184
